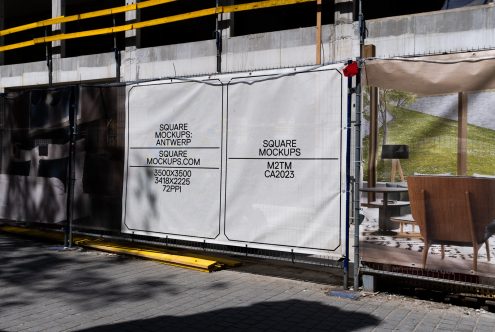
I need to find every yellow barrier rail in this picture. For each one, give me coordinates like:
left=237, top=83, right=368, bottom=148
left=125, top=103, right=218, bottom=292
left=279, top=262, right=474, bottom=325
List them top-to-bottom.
left=0, top=0, right=316, bottom=53
left=0, top=0, right=179, bottom=37
left=0, top=226, right=241, bottom=272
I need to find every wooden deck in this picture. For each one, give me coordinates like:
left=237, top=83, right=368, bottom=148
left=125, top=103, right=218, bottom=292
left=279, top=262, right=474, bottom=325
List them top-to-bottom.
left=362, top=241, right=495, bottom=279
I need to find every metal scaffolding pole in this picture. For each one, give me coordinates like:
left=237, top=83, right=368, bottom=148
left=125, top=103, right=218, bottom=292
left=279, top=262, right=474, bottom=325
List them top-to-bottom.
left=353, top=0, right=364, bottom=291
left=344, top=70, right=352, bottom=289
left=64, top=86, right=77, bottom=249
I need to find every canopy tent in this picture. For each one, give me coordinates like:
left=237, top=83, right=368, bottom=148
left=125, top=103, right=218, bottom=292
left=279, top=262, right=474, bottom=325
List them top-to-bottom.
left=363, top=49, right=495, bottom=180
left=364, top=50, right=495, bottom=96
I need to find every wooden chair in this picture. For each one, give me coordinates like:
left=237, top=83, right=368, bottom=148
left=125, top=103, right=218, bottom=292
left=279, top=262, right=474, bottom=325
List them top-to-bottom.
left=408, top=176, right=495, bottom=271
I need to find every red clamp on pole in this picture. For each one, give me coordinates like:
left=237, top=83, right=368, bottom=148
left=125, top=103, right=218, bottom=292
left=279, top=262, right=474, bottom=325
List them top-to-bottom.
left=343, top=61, right=359, bottom=77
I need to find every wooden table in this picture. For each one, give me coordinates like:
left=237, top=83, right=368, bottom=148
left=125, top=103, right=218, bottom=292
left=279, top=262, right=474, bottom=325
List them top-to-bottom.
left=360, top=186, right=409, bottom=235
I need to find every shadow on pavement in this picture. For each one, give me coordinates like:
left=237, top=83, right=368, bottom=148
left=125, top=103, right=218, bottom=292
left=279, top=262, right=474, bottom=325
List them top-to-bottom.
left=0, top=235, right=226, bottom=312
left=233, top=261, right=344, bottom=285
left=77, top=299, right=380, bottom=332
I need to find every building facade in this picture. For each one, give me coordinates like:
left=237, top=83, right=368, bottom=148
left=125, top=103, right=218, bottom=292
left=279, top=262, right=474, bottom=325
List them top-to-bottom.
left=0, top=1, right=492, bottom=92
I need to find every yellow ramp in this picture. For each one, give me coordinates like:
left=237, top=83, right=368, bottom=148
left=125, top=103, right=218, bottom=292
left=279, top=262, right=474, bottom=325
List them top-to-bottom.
left=0, top=226, right=239, bottom=272
left=75, top=239, right=219, bottom=272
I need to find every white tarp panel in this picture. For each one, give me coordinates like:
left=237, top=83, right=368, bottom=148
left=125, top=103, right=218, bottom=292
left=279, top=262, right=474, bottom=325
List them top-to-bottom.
left=364, top=50, right=495, bottom=95
left=122, top=65, right=347, bottom=255
left=225, top=69, right=344, bottom=250
left=124, top=81, right=223, bottom=238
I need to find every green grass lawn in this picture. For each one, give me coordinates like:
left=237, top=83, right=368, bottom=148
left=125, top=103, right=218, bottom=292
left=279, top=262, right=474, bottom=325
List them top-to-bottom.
left=363, top=107, right=495, bottom=181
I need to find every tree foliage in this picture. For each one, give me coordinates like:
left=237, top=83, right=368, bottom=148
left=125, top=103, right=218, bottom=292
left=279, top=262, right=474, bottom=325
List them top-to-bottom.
left=363, top=88, right=416, bottom=145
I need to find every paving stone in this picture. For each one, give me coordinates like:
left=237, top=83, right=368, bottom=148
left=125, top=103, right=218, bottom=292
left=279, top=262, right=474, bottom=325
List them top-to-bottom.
left=1, top=234, right=495, bottom=332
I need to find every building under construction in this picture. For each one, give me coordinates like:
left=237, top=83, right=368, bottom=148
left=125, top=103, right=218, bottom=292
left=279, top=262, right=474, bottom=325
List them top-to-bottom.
left=1, top=0, right=495, bottom=292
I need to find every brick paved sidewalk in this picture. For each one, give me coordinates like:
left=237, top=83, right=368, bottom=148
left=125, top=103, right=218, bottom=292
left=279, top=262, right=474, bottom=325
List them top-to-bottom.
left=1, top=234, right=495, bottom=332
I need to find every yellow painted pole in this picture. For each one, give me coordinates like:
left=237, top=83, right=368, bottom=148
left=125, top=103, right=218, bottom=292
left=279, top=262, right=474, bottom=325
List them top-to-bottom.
left=316, top=0, right=322, bottom=64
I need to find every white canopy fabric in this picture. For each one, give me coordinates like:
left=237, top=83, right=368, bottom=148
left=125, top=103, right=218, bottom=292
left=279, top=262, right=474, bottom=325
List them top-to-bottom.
left=363, top=50, right=495, bottom=95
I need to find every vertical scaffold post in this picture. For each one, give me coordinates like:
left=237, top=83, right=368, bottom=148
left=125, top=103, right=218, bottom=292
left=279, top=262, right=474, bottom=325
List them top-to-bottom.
left=216, top=0, right=222, bottom=72
left=353, top=0, right=364, bottom=291
left=113, top=15, right=121, bottom=82
left=45, top=27, right=53, bottom=87
left=344, top=66, right=352, bottom=289
left=64, top=86, right=77, bottom=249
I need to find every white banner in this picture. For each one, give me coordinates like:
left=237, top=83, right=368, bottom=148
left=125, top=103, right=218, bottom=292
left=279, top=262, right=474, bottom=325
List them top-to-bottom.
left=123, top=65, right=347, bottom=255
left=225, top=69, right=344, bottom=251
left=124, top=81, right=223, bottom=238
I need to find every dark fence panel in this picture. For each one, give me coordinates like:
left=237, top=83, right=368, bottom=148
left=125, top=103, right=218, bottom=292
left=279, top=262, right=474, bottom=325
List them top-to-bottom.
left=0, top=85, right=125, bottom=231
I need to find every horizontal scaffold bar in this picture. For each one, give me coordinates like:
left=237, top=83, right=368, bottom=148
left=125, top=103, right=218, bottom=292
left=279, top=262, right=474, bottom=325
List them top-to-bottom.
left=0, top=0, right=316, bottom=53
left=0, top=0, right=178, bottom=37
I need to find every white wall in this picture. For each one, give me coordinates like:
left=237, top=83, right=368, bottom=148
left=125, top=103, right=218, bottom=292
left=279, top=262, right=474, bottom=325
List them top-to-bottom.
left=366, top=4, right=495, bottom=57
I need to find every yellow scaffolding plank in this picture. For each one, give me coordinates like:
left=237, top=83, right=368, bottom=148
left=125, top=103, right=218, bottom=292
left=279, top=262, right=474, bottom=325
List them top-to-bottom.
left=0, top=0, right=177, bottom=37
left=0, top=0, right=316, bottom=53
left=0, top=0, right=312, bottom=38
left=134, top=0, right=315, bottom=29
left=138, top=0, right=177, bottom=9
left=223, top=0, right=314, bottom=13
left=134, top=8, right=219, bottom=29
left=43, top=15, right=80, bottom=26
left=1, top=23, right=38, bottom=35
left=41, top=25, right=133, bottom=43
left=0, top=40, right=36, bottom=52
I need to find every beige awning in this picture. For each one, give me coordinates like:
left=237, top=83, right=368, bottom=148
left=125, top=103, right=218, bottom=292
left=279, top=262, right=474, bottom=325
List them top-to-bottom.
left=363, top=50, right=495, bottom=95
